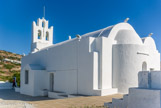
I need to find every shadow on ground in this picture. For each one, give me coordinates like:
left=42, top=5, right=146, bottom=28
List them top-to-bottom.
left=0, top=89, right=53, bottom=101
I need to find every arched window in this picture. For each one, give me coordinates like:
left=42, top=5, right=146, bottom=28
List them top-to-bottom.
left=42, top=21, right=45, bottom=28
left=38, top=30, right=41, bottom=39
left=46, top=32, right=49, bottom=41
left=142, top=62, right=147, bottom=71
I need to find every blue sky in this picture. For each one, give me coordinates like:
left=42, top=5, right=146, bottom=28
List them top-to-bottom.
left=0, top=0, right=161, bottom=55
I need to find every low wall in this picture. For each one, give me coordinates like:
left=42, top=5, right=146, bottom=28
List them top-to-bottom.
left=138, top=71, right=161, bottom=89
left=0, top=81, right=12, bottom=89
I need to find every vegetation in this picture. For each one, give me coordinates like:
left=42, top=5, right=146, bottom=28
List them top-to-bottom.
left=0, top=50, right=22, bottom=82
left=0, top=56, right=3, bottom=60
left=4, top=64, right=15, bottom=70
left=0, top=71, right=4, bottom=73
left=9, top=72, right=20, bottom=87
left=0, top=76, right=12, bottom=81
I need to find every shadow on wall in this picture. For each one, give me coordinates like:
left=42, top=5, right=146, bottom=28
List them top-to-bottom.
left=0, top=89, right=53, bottom=101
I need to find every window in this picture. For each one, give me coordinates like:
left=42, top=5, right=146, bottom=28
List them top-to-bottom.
left=42, top=21, right=45, bottom=28
left=38, top=30, right=41, bottom=39
left=46, top=32, right=49, bottom=41
left=25, top=70, right=29, bottom=84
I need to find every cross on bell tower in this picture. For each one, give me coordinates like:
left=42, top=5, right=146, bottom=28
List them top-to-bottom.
left=43, top=6, right=45, bottom=18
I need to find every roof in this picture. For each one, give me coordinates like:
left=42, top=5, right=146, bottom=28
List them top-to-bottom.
left=34, top=22, right=144, bottom=52
left=81, top=25, right=114, bottom=38
left=28, top=64, right=45, bottom=70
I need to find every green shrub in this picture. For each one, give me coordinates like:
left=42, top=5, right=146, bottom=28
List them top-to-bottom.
left=0, top=56, right=3, bottom=60
left=3, top=64, right=14, bottom=70
left=10, top=70, right=19, bottom=73
left=0, top=71, right=5, bottom=73
left=9, top=72, right=20, bottom=87
left=13, top=72, right=20, bottom=87
left=0, top=76, right=12, bottom=81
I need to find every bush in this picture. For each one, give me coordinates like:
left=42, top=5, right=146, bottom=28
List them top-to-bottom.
left=0, top=56, right=3, bottom=60
left=4, top=64, right=14, bottom=70
left=0, top=71, right=5, bottom=73
left=9, top=72, right=20, bottom=87
left=13, top=72, right=20, bottom=87
left=0, top=76, right=12, bottom=81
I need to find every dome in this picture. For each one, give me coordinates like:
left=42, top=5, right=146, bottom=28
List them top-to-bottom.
left=115, top=30, right=143, bottom=45
left=143, top=37, right=156, bottom=51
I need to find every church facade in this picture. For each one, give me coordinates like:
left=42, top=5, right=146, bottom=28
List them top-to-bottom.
left=20, top=17, right=160, bottom=97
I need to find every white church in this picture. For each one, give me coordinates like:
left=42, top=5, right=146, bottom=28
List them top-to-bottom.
left=20, top=17, right=160, bottom=98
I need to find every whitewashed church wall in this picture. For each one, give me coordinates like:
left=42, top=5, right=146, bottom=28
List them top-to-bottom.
left=22, top=37, right=96, bottom=95
left=77, top=37, right=95, bottom=95
left=94, top=37, right=114, bottom=89
left=101, top=37, right=114, bottom=89
left=143, top=37, right=160, bottom=71
left=22, top=39, right=78, bottom=71
left=46, top=40, right=77, bottom=71
left=112, top=44, right=149, bottom=93
left=148, top=51, right=160, bottom=71
left=92, top=52, right=99, bottom=90
left=20, top=69, right=35, bottom=96
left=33, top=70, right=48, bottom=96
left=54, top=70, right=77, bottom=94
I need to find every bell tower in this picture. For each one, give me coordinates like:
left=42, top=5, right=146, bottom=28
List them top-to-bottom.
left=31, top=17, right=53, bottom=53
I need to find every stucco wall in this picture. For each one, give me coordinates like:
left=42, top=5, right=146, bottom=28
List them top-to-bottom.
left=22, top=37, right=97, bottom=95
left=77, top=37, right=96, bottom=95
left=95, top=37, right=115, bottom=89
left=112, top=44, right=149, bottom=93
left=20, top=68, right=35, bottom=96
left=34, top=70, right=48, bottom=96
left=54, top=70, right=77, bottom=94
left=128, top=88, right=161, bottom=108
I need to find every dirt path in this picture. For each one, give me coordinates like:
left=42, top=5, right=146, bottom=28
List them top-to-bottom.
left=0, top=89, right=123, bottom=108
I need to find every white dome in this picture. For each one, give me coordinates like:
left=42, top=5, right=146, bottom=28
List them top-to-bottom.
left=115, top=30, right=143, bottom=45
left=143, top=37, right=157, bottom=51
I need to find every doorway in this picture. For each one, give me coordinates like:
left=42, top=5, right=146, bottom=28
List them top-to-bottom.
left=142, top=62, right=147, bottom=71
left=50, top=73, right=54, bottom=92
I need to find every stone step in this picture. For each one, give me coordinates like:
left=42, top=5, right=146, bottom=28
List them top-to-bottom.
left=93, top=88, right=118, bottom=96
left=48, top=91, right=67, bottom=99
left=59, top=94, right=68, bottom=99
left=68, top=94, right=88, bottom=98
left=122, top=94, right=128, bottom=108
left=106, top=96, right=128, bottom=108
left=112, top=98, right=124, bottom=108
left=104, top=102, right=114, bottom=108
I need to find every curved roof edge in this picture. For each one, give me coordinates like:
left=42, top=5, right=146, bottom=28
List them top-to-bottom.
left=31, top=22, right=144, bottom=54
left=81, top=22, right=142, bottom=40
left=108, top=23, right=137, bottom=39
left=143, top=37, right=157, bottom=51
